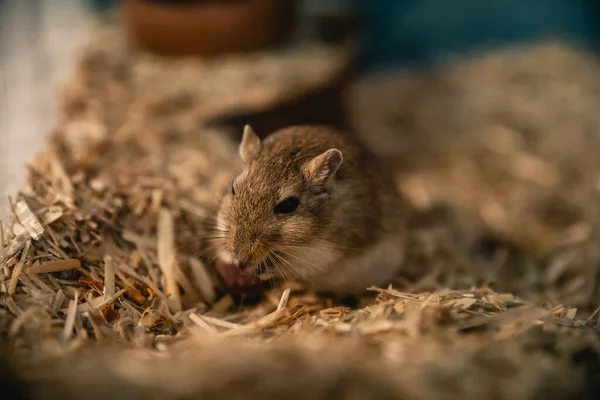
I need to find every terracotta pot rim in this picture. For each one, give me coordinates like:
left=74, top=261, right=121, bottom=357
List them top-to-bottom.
left=122, top=0, right=298, bottom=56
left=123, top=0, right=293, bottom=31
left=125, top=0, right=288, bottom=15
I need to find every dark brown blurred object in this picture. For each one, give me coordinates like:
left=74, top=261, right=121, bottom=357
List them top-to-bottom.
left=122, top=0, right=298, bottom=56
left=202, top=6, right=361, bottom=140
left=208, top=67, right=354, bottom=142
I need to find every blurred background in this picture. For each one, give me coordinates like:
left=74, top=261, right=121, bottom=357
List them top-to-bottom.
left=2, top=0, right=600, bottom=219
left=4, top=3, right=600, bottom=395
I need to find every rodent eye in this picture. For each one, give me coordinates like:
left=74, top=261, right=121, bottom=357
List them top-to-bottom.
left=231, top=182, right=235, bottom=196
left=274, top=196, right=300, bottom=215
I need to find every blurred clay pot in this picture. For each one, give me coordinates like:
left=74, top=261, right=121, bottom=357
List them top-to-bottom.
left=122, top=0, right=298, bottom=56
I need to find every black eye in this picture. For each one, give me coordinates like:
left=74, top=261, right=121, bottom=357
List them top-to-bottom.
left=231, top=182, right=236, bottom=195
left=274, top=196, right=300, bottom=215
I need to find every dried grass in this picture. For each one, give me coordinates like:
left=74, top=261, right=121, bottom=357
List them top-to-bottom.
left=1, top=21, right=600, bottom=400
left=350, top=41, right=600, bottom=309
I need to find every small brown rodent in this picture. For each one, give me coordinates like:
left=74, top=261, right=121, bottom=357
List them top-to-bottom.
left=213, top=125, right=406, bottom=294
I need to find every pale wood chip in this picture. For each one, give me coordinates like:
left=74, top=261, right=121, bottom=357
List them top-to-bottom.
left=150, top=189, right=163, bottom=213
left=15, top=200, right=44, bottom=240
left=40, top=206, right=64, bottom=225
left=189, top=258, right=216, bottom=303
left=277, top=288, right=292, bottom=311
left=91, top=289, right=126, bottom=309
left=52, top=290, right=66, bottom=314
left=62, top=291, right=79, bottom=342
left=485, top=293, right=515, bottom=305
left=450, top=297, right=477, bottom=310
left=222, top=308, right=287, bottom=337
left=565, top=308, right=578, bottom=320
left=189, top=313, right=218, bottom=334
left=194, top=314, right=241, bottom=330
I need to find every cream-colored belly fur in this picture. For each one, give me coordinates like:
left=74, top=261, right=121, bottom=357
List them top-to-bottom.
left=289, top=234, right=405, bottom=294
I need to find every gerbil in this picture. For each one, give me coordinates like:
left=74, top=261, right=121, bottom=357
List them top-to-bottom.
left=213, top=125, right=406, bottom=294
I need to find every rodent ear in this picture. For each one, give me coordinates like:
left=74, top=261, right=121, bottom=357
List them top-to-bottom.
left=239, top=125, right=261, bottom=163
left=303, top=148, right=343, bottom=188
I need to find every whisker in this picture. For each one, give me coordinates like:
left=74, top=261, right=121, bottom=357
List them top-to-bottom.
left=176, top=208, right=220, bottom=222
left=178, top=225, right=227, bottom=237
left=155, top=226, right=227, bottom=236
left=201, top=234, right=226, bottom=242
left=188, top=242, right=227, bottom=262
left=278, top=242, right=354, bottom=254
left=272, top=248, right=306, bottom=266
left=206, top=251, right=224, bottom=266
left=270, top=252, right=295, bottom=281
left=268, top=255, right=288, bottom=284
left=269, top=257, right=287, bottom=279
left=261, top=258, right=277, bottom=286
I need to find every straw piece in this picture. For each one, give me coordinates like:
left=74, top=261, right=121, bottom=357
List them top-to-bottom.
left=40, top=206, right=64, bottom=225
left=157, top=208, right=181, bottom=312
left=0, top=220, right=5, bottom=265
left=8, top=240, right=31, bottom=295
left=103, top=256, right=115, bottom=298
left=28, top=259, right=81, bottom=274
left=25, top=271, right=54, bottom=293
left=277, top=288, right=292, bottom=311
left=92, top=289, right=126, bottom=309
left=52, top=290, right=66, bottom=314
left=62, top=291, right=79, bottom=342
left=565, top=308, right=578, bottom=320
left=223, top=309, right=287, bottom=337
left=189, top=313, right=218, bottom=334
left=194, top=314, right=241, bottom=330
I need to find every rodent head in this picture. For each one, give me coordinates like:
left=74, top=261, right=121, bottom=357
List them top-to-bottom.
left=215, top=125, right=344, bottom=278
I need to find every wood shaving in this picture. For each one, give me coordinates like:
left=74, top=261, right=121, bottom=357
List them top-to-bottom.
left=1, top=19, right=600, bottom=400
left=15, top=201, right=43, bottom=241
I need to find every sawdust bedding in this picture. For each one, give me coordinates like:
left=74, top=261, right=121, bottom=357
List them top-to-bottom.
left=1, top=22, right=600, bottom=400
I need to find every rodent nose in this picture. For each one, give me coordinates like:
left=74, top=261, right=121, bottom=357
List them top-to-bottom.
left=232, top=232, right=259, bottom=263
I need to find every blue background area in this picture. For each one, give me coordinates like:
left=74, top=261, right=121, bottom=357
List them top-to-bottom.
left=356, top=0, right=600, bottom=72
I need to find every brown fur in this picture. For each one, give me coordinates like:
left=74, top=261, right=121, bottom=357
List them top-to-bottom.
left=214, top=125, right=406, bottom=293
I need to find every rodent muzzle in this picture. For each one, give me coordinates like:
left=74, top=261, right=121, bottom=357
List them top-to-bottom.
left=231, top=233, right=263, bottom=268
